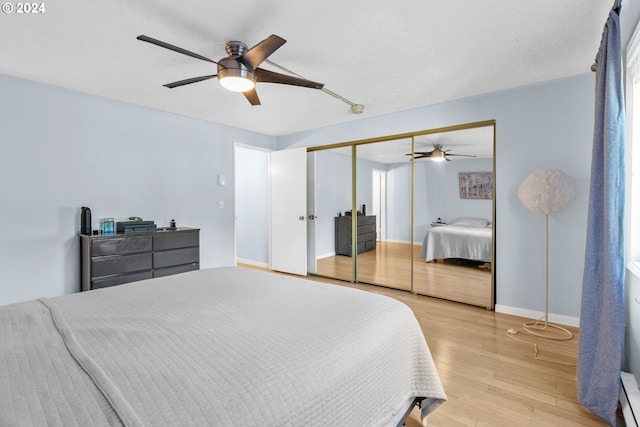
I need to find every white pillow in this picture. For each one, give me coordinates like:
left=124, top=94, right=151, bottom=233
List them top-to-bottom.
left=450, top=217, right=490, bottom=228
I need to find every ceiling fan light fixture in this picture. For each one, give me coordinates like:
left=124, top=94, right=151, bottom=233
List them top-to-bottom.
left=218, top=68, right=256, bottom=92
left=219, top=76, right=255, bottom=92
left=431, top=150, right=446, bottom=162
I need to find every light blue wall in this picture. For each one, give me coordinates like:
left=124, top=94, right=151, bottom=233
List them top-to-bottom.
left=278, top=73, right=595, bottom=320
left=0, top=74, right=276, bottom=306
left=235, top=146, right=270, bottom=265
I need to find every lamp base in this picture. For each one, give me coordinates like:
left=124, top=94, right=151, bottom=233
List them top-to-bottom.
left=522, top=320, right=573, bottom=341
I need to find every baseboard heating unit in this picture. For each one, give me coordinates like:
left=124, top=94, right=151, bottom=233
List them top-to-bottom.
left=620, top=372, right=640, bottom=426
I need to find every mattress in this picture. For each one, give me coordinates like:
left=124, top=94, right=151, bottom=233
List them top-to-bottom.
left=421, top=224, right=492, bottom=262
left=0, top=266, right=445, bottom=426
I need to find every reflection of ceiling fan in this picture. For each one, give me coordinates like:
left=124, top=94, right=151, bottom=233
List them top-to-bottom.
left=137, top=34, right=324, bottom=106
left=408, top=144, right=477, bottom=162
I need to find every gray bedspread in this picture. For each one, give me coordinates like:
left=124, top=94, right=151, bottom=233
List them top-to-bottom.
left=421, top=224, right=492, bottom=262
left=0, top=267, right=445, bottom=426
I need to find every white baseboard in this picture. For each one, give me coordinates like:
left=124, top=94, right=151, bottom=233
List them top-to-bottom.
left=380, top=239, right=422, bottom=246
left=316, top=252, right=336, bottom=259
left=236, top=258, right=269, bottom=269
left=495, top=304, right=579, bottom=328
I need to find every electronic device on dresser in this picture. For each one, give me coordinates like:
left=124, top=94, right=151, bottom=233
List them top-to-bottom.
left=80, top=227, right=200, bottom=291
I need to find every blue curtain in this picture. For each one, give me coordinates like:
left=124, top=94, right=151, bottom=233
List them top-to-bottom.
left=577, top=3, right=626, bottom=425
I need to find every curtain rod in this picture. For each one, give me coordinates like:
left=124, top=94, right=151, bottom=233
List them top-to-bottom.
left=591, top=0, right=622, bottom=72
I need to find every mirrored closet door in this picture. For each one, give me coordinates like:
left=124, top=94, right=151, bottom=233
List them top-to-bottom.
left=310, top=121, right=496, bottom=309
left=410, top=126, right=495, bottom=308
left=353, top=139, right=413, bottom=291
left=313, top=145, right=355, bottom=283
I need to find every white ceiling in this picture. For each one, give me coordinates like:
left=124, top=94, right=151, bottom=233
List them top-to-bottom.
left=0, top=1, right=610, bottom=136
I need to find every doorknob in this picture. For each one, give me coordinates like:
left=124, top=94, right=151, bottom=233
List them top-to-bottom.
left=308, top=215, right=316, bottom=220
left=299, top=216, right=305, bottom=221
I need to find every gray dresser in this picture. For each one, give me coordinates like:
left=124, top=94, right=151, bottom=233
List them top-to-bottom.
left=335, top=215, right=377, bottom=256
left=80, top=228, right=199, bottom=291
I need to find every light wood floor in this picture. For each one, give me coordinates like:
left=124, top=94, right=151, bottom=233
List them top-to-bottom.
left=316, top=242, right=493, bottom=308
left=239, top=264, right=618, bottom=426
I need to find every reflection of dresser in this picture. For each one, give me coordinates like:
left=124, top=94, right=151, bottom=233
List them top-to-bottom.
left=335, top=215, right=377, bottom=256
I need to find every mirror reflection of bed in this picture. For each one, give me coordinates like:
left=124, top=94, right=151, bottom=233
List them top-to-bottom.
left=313, top=122, right=495, bottom=309
left=414, top=217, right=493, bottom=307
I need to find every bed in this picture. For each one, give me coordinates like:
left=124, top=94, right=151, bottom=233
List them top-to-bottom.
left=421, top=217, right=493, bottom=263
left=0, top=266, right=445, bottom=426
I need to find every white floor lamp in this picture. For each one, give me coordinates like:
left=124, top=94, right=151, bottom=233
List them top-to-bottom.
left=517, top=169, right=576, bottom=341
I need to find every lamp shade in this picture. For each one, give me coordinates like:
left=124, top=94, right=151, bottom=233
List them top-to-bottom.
left=517, top=169, right=577, bottom=214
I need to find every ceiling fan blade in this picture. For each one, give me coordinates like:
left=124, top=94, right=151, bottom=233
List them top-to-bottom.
left=137, top=35, right=218, bottom=64
left=241, top=35, right=286, bottom=70
left=255, top=68, right=324, bottom=89
left=163, top=75, right=217, bottom=88
left=243, top=88, right=261, bottom=106
left=406, top=152, right=433, bottom=158
left=446, top=153, right=477, bottom=157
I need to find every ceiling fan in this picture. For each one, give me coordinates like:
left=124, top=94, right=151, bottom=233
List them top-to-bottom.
left=137, top=34, right=324, bottom=106
left=408, top=144, right=477, bottom=162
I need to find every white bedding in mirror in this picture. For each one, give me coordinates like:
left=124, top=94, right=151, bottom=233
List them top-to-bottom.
left=421, top=223, right=492, bottom=263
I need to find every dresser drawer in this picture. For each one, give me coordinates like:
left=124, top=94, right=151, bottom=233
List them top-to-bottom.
left=359, top=215, right=376, bottom=226
left=359, top=224, right=376, bottom=235
left=153, top=231, right=199, bottom=251
left=92, top=235, right=152, bottom=256
left=153, top=247, right=199, bottom=269
left=92, top=253, right=153, bottom=277
left=154, top=262, right=199, bottom=278
left=91, top=270, right=153, bottom=289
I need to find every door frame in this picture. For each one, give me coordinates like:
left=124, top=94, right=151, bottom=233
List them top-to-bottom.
left=233, top=143, right=271, bottom=268
left=372, top=169, right=387, bottom=242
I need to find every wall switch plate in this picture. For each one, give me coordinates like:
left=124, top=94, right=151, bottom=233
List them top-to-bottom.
left=218, top=174, right=226, bottom=186
left=219, top=200, right=224, bottom=208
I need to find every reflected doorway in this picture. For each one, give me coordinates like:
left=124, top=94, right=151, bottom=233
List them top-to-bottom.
left=372, top=169, right=386, bottom=242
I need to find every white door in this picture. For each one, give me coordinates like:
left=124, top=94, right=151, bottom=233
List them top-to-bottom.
left=270, top=147, right=307, bottom=275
